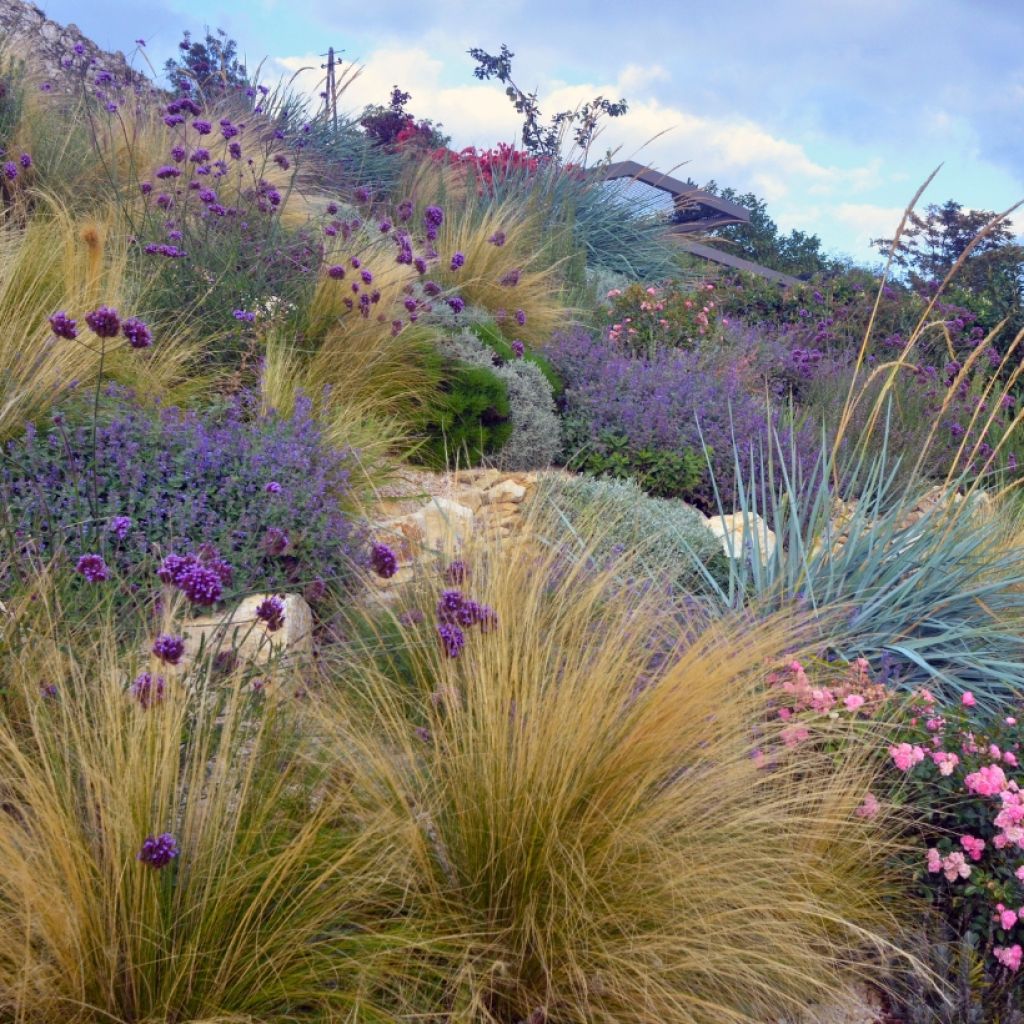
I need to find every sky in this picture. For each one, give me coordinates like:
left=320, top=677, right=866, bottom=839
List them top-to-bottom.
left=39, top=0, right=1024, bottom=264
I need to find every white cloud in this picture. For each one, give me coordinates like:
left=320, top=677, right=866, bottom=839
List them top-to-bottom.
left=832, top=203, right=908, bottom=249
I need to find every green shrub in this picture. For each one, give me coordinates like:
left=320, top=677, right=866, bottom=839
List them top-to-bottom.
left=470, top=320, right=565, bottom=398
left=440, top=330, right=561, bottom=470
left=413, top=359, right=512, bottom=468
left=535, top=472, right=730, bottom=591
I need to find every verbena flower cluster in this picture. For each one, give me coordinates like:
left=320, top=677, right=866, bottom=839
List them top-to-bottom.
left=2, top=388, right=361, bottom=599
left=430, top=569, right=498, bottom=659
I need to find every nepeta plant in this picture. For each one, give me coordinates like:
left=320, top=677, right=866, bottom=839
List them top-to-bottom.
left=2, top=388, right=362, bottom=602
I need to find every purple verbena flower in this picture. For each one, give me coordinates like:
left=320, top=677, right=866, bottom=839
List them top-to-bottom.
left=192, top=119, right=212, bottom=135
left=19, top=153, right=31, bottom=169
left=3, top=161, right=17, bottom=180
left=488, top=230, right=506, bottom=246
left=450, top=251, right=465, bottom=270
left=447, top=296, right=465, bottom=315
left=85, top=306, right=121, bottom=338
left=233, top=309, right=256, bottom=322
left=515, top=309, right=526, bottom=326
left=48, top=311, right=78, bottom=339
left=122, top=317, right=153, bottom=349
left=511, top=339, right=525, bottom=358
left=265, top=480, right=282, bottom=494
left=108, top=515, right=132, bottom=540
left=261, top=527, right=290, bottom=556
left=370, top=542, right=398, bottom=579
left=75, top=553, right=109, bottom=582
left=444, top=560, right=468, bottom=585
left=177, top=563, right=223, bottom=606
left=255, top=595, right=286, bottom=632
left=437, top=622, right=465, bottom=658
left=152, top=634, right=185, bottom=666
left=130, top=671, right=166, bottom=709
left=137, top=831, right=178, bottom=867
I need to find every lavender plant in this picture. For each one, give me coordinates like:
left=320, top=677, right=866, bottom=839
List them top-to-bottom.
left=1, top=387, right=362, bottom=603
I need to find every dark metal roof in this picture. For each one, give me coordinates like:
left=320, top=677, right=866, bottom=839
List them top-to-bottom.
left=596, top=160, right=800, bottom=286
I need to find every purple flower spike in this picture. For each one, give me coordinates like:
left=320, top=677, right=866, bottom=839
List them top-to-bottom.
left=450, top=251, right=465, bottom=271
left=85, top=306, right=121, bottom=338
left=49, top=311, right=78, bottom=339
left=122, top=317, right=153, bottom=349
left=511, top=340, right=525, bottom=358
left=265, top=481, right=282, bottom=494
left=109, top=515, right=132, bottom=540
left=370, top=542, right=398, bottom=579
left=75, top=553, right=109, bottom=582
left=444, top=560, right=469, bottom=585
left=178, top=564, right=222, bottom=606
left=255, top=595, right=286, bottom=632
left=437, top=622, right=465, bottom=658
left=152, top=634, right=185, bottom=666
left=130, top=672, right=166, bottom=709
left=137, top=832, right=178, bottom=868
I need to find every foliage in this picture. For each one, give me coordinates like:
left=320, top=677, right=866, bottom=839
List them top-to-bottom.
left=163, top=27, right=250, bottom=96
left=467, top=43, right=627, bottom=160
left=359, top=85, right=449, bottom=151
left=686, top=180, right=843, bottom=278
left=873, top=199, right=1024, bottom=337
left=602, top=279, right=723, bottom=357
left=470, top=320, right=564, bottom=397
left=548, top=326, right=815, bottom=509
left=441, top=329, right=561, bottom=470
left=412, top=358, right=512, bottom=468
left=1, top=387, right=362, bottom=603
left=535, top=472, right=730, bottom=592
left=319, top=538, right=911, bottom=1024
left=0, top=595, right=431, bottom=1022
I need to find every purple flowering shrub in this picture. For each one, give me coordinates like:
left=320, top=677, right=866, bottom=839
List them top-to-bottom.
left=548, top=327, right=817, bottom=510
left=1, top=387, right=361, bottom=601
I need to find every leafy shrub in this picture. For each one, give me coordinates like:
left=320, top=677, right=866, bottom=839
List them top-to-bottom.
left=602, top=280, right=724, bottom=357
left=470, top=320, right=564, bottom=398
left=548, top=326, right=813, bottom=509
left=440, top=330, right=561, bottom=470
left=412, top=359, right=512, bottom=468
left=1, top=388, right=361, bottom=601
left=535, top=473, right=730, bottom=591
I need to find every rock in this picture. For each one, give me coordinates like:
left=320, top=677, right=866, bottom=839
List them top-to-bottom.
left=485, top=479, right=527, bottom=504
left=455, top=487, right=486, bottom=513
left=407, top=496, right=474, bottom=550
left=705, top=512, right=777, bottom=564
left=180, top=593, right=313, bottom=667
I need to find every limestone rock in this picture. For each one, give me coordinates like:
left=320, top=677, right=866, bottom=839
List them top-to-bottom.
left=485, top=479, right=527, bottom=504
left=407, top=496, right=474, bottom=550
left=705, top=512, right=777, bottom=564
left=180, top=593, right=312, bottom=666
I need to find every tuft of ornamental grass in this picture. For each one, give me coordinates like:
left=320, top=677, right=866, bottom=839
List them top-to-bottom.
left=402, top=159, right=571, bottom=347
left=0, top=198, right=209, bottom=439
left=319, top=534, right=916, bottom=1024
left=0, top=580, right=441, bottom=1023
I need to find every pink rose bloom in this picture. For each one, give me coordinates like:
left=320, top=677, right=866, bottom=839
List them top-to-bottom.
left=962, top=691, right=976, bottom=707
left=844, top=694, right=866, bottom=712
left=926, top=716, right=945, bottom=732
left=1007, top=717, right=1018, bottom=726
left=781, top=724, right=810, bottom=748
left=890, top=742, right=926, bottom=772
left=931, top=750, right=960, bottom=776
left=1006, top=752, right=1019, bottom=767
left=965, top=763, right=1009, bottom=796
left=856, top=793, right=880, bottom=819
left=961, top=835, right=986, bottom=861
left=926, top=848, right=943, bottom=873
left=942, top=851, right=971, bottom=882
left=1016, top=865, right=1024, bottom=881
left=996, top=904, right=1019, bottom=930
left=994, top=945, right=1023, bottom=971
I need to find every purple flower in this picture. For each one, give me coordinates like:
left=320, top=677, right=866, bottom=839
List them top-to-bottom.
left=192, top=119, right=212, bottom=135
left=220, top=120, right=239, bottom=139
left=228, top=141, right=242, bottom=160
left=171, top=145, right=186, bottom=162
left=190, top=147, right=210, bottom=163
left=19, top=153, right=31, bottom=169
left=273, top=153, right=291, bottom=170
left=3, top=161, right=17, bottom=180
left=155, top=165, right=180, bottom=180
left=140, top=181, right=153, bottom=195
left=354, top=185, right=371, bottom=203
left=198, top=188, right=216, bottom=203
left=397, top=199, right=413, bottom=222
left=326, top=202, right=339, bottom=215
left=424, top=205, right=444, bottom=230
left=378, top=219, right=392, bottom=233
left=488, top=230, right=506, bottom=246
left=450, top=251, right=465, bottom=270
left=414, top=257, right=427, bottom=274
left=327, top=264, right=345, bottom=280
left=500, top=268, right=521, bottom=287
left=360, top=269, right=373, bottom=285
left=423, top=281, right=441, bottom=297
left=447, top=296, right=465, bottom=315
left=85, top=306, right=121, bottom=338
left=233, top=309, right=256, bottom=322
left=514, top=309, right=526, bottom=326
left=49, top=311, right=78, bottom=339
left=122, top=317, right=152, bottom=349
left=511, top=339, right=525, bottom=358
left=265, top=480, right=282, bottom=494
left=108, top=515, right=132, bottom=540
left=261, top=527, right=290, bottom=557
left=370, top=542, right=398, bottom=579
left=75, top=553, right=109, bottom=582
left=444, top=560, right=468, bottom=584
left=178, top=563, right=223, bottom=606
left=436, top=589, right=464, bottom=623
left=255, top=595, right=286, bottom=632
left=437, top=622, right=465, bottom=658
left=152, top=634, right=185, bottom=666
left=130, top=671, right=166, bottom=709
left=137, top=832, right=178, bottom=867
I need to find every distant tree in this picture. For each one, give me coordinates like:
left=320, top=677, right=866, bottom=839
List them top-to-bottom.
left=164, top=28, right=248, bottom=96
left=467, top=43, right=627, bottom=161
left=358, top=86, right=449, bottom=151
left=682, top=181, right=839, bottom=278
left=872, top=200, right=1024, bottom=333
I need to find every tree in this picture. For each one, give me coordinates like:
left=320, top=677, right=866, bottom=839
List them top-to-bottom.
left=164, top=28, right=249, bottom=96
left=468, top=44, right=627, bottom=161
left=358, top=86, right=449, bottom=151
left=683, top=181, right=839, bottom=278
left=872, top=200, right=1024, bottom=333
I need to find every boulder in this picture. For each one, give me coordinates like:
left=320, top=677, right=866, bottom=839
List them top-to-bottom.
left=485, top=479, right=527, bottom=504
left=406, top=496, right=475, bottom=550
left=705, top=512, right=777, bottom=564
left=180, top=593, right=313, bottom=666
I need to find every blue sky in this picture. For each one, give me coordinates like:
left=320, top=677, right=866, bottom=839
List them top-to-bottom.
left=41, top=0, right=1024, bottom=263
